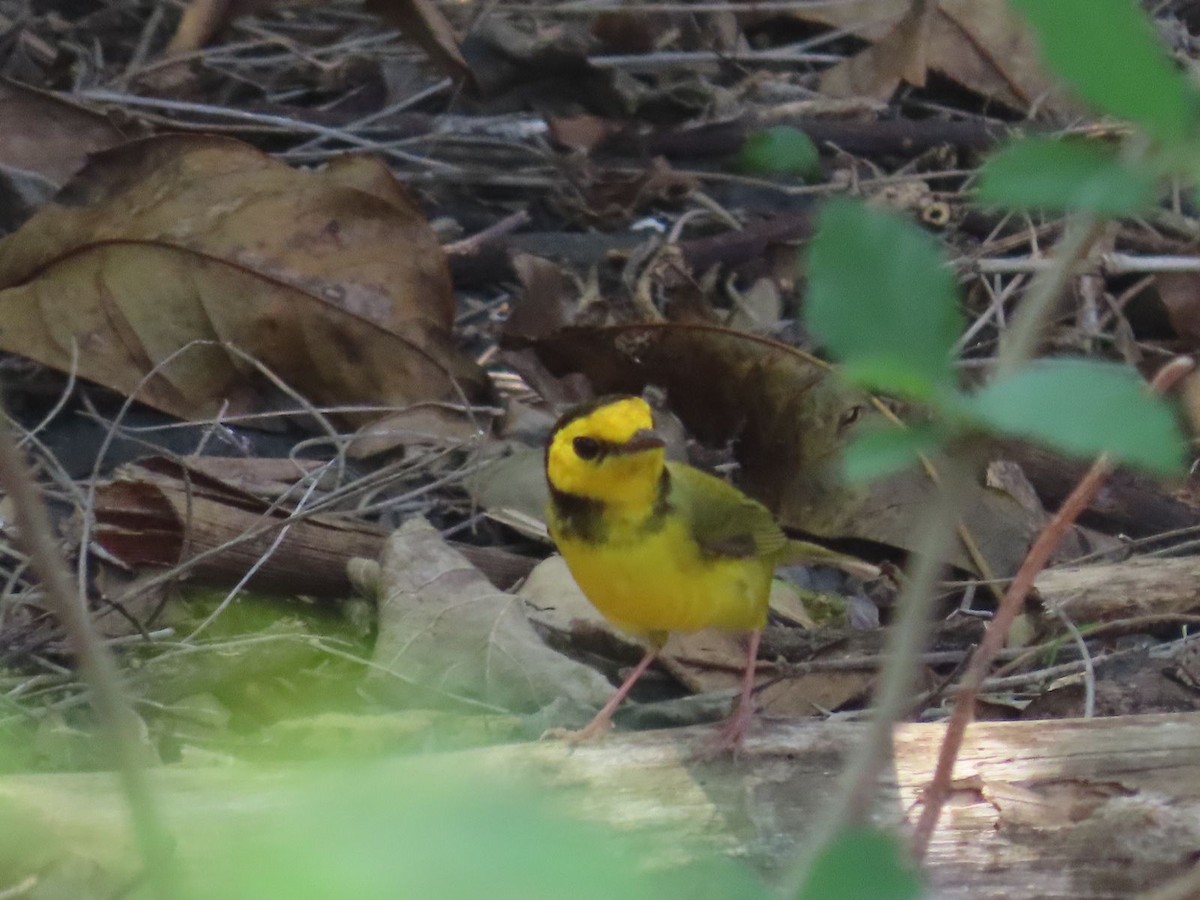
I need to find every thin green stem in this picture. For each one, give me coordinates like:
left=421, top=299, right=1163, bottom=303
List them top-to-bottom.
left=995, top=215, right=1106, bottom=376
left=0, top=410, right=177, bottom=896
left=780, top=453, right=976, bottom=896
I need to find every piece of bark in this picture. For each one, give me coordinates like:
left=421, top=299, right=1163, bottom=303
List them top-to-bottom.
left=92, top=456, right=533, bottom=597
left=93, top=458, right=385, bottom=598
left=1035, top=556, right=1200, bottom=622
left=2, top=714, right=1200, bottom=898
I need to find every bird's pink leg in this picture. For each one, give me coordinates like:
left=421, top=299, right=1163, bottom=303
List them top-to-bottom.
left=706, top=629, right=761, bottom=757
left=555, top=648, right=658, bottom=744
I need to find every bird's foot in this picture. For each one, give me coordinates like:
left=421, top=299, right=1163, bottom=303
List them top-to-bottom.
left=695, top=701, right=756, bottom=761
left=540, top=713, right=614, bottom=745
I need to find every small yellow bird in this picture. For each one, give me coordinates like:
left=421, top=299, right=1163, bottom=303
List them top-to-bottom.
left=545, top=394, right=873, bottom=751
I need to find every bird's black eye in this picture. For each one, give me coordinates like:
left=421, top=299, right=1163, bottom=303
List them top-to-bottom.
left=573, top=436, right=602, bottom=460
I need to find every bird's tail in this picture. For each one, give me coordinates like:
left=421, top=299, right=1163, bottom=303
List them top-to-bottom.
left=780, top=540, right=880, bottom=581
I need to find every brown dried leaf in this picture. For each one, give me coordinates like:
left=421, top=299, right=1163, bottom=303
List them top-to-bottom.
left=366, top=0, right=471, bottom=84
left=774, top=0, right=1078, bottom=118
left=820, top=0, right=934, bottom=100
left=932, top=0, right=1078, bottom=116
left=591, top=10, right=671, bottom=55
left=0, top=79, right=128, bottom=185
left=0, top=135, right=490, bottom=436
left=507, top=252, right=570, bottom=340
left=1158, top=272, right=1200, bottom=345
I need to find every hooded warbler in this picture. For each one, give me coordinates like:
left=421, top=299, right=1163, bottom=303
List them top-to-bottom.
left=545, top=394, right=874, bottom=750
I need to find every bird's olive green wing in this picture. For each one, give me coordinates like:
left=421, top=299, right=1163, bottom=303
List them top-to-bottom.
left=665, top=462, right=787, bottom=561
left=666, top=462, right=881, bottom=578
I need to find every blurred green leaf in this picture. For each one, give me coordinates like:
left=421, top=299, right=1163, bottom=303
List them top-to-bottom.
left=1013, top=0, right=1197, bottom=145
left=737, top=126, right=820, bottom=178
left=977, top=138, right=1157, bottom=214
left=804, top=199, right=963, bottom=396
left=965, top=358, right=1184, bottom=475
left=842, top=423, right=941, bottom=483
left=196, top=761, right=769, bottom=900
left=797, top=826, right=922, bottom=900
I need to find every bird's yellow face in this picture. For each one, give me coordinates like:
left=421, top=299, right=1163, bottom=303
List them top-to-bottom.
left=546, top=396, right=666, bottom=509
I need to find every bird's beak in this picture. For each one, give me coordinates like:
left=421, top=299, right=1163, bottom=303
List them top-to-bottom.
left=619, top=428, right=666, bottom=454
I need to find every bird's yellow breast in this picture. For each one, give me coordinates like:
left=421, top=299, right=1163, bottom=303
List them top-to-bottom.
left=550, top=513, right=773, bottom=639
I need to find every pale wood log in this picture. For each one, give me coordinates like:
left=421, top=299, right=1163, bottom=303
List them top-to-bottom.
left=1035, top=556, right=1200, bottom=621
left=3, top=714, right=1200, bottom=898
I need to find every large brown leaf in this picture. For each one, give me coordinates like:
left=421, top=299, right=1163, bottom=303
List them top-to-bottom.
left=0, top=135, right=490, bottom=436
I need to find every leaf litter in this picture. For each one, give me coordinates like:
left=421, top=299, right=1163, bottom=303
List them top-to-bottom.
left=0, top=0, right=1197, bottom=799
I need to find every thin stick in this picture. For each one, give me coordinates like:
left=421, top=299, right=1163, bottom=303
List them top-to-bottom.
left=75, top=89, right=458, bottom=171
left=444, top=210, right=531, bottom=256
left=969, top=252, right=1200, bottom=275
left=910, top=356, right=1195, bottom=857
left=0, top=408, right=176, bottom=895
left=1050, top=604, right=1095, bottom=718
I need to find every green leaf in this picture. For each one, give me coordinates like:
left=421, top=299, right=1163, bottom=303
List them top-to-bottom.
left=1013, top=0, right=1197, bottom=145
left=737, top=126, right=820, bottom=178
left=977, top=138, right=1157, bottom=215
left=804, top=199, right=964, bottom=396
left=965, top=358, right=1184, bottom=475
left=842, top=423, right=941, bottom=483
left=199, top=761, right=770, bottom=900
left=797, top=826, right=922, bottom=900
